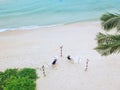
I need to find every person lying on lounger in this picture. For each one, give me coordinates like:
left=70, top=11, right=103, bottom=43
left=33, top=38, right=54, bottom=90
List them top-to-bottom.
left=67, top=55, right=80, bottom=64
left=67, top=55, right=74, bottom=63
left=67, top=55, right=72, bottom=60
left=51, top=57, right=58, bottom=68
left=52, top=59, right=57, bottom=65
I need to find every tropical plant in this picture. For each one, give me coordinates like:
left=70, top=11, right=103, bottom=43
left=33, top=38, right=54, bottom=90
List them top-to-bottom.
left=95, top=12, right=120, bottom=56
left=101, top=12, right=120, bottom=31
left=0, top=68, right=38, bottom=90
left=18, top=68, right=38, bottom=80
left=3, top=76, right=36, bottom=90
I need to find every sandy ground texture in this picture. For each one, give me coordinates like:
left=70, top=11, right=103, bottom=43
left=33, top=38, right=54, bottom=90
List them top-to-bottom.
left=0, top=21, right=120, bottom=90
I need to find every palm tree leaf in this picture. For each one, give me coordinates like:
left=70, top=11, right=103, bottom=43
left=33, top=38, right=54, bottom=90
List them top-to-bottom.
left=95, top=12, right=120, bottom=56
left=100, top=12, right=120, bottom=31
left=100, top=13, right=118, bottom=22
left=102, top=17, right=120, bottom=31
left=96, top=32, right=120, bottom=45
left=95, top=40, right=120, bottom=56
left=110, top=43, right=120, bottom=54
left=95, top=45, right=112, bottom=56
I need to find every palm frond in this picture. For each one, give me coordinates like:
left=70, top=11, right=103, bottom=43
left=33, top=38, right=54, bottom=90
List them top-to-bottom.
left=95, top=12, right=120, bottom=56
left=100, top=13, right=118, bottom=22
left=101, top=13, right=120, bottom=31
left=102, top=17, right=120, bottom=31
left=96, top=32, right=120, bottom=45
left=95, top=41, right=120, bottom=56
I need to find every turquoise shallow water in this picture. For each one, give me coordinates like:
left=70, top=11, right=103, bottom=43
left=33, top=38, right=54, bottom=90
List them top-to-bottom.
left=0, top=0, right=120, bottom=31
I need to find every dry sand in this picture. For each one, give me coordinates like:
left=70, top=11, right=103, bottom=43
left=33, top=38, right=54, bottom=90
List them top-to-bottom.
left=0, top=21, right=120, bottom=90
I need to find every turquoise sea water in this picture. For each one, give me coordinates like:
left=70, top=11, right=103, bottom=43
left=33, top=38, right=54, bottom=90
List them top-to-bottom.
left=0, top=0, right=120, bottom=31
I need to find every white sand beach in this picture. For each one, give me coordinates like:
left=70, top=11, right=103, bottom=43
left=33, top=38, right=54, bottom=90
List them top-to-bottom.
left=0, top=21, right=120, bottom=90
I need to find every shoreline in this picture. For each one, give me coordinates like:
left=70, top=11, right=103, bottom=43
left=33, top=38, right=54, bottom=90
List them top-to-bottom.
left=0, top=20, right=99, bottom=33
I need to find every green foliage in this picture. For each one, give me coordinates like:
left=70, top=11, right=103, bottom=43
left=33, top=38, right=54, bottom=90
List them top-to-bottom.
left=95, top=12, right=120, bottom=56
left=100, top=13, right=120, bottom=31
left=101, top=13, right=117, bottom=21
left=96, top=32, right=120, bottom=45
left=95, top=33, right=120, bottom=56
left=0, top=68, right=38, bottom=90
left=18, top=68, right=38, bottom=80
left=4, top=69, right=18, bottom=78
left=0, top=71, right=4, bottom=90
left=3, top=77, right=36, bottom=90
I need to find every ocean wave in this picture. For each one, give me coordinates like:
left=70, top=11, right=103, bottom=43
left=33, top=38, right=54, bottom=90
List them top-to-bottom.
left=0, top=0, right=120, bottom=33
left=0, top=24, right=64, bottom=32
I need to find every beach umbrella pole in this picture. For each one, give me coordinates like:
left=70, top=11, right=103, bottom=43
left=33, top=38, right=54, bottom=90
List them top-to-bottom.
left=60, top=46, right=63, bottom=57
left=85, top=59, right=89, bottom=71
left=42, top=65, right=46, bottom=77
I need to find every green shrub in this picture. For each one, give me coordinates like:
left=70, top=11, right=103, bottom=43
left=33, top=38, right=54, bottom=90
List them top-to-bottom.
left=0, top=68, right=38, bottom=90
left=18, top=68, right=38, bottom=80
left=4, top=69, right=18, bottom=78
left=0, top=71, right=4, bottom=90
left=3, top=77, right=36, bottom=90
